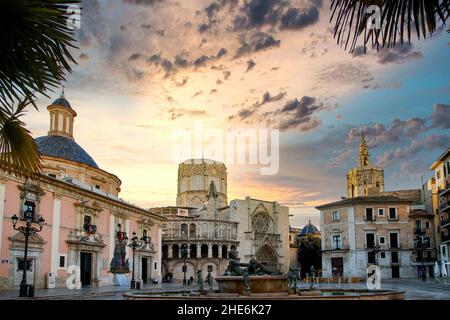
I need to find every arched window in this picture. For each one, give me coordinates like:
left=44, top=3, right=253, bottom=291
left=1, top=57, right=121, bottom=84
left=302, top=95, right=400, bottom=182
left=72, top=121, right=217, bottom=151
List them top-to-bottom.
left=351, top=185, right=355, bottom=197
left=181, top=223, right=188, bottom=236
left=189, top=223, right=196, bottom=238
left=172, top=244, right=179, bottom=258
left=189, top=244, right=197, bottom=258
left=201, top=244, right=208, bottom=258
left=162, top=245, right=168, bottom=259
left=212, top=245, right=219, bottom=258
left=222, top=245, right=228, bottom=258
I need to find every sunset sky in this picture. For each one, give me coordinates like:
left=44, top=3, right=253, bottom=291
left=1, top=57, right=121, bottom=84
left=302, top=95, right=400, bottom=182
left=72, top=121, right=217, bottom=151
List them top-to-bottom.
left=24, top=0, right=450, bottom=229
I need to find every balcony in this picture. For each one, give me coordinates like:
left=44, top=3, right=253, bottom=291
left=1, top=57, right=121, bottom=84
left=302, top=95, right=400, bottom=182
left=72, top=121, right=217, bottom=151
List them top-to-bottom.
left=438, top=180, right=450, bottom=197
left=440, top=201, right=450, bottom=213
left=441, top=218, right=450, bottom=227
left=414, top=228, right=425, bottom=235
left=442, top=235, right=450, bottom=243
left=323, top=245, right=350, bottom=252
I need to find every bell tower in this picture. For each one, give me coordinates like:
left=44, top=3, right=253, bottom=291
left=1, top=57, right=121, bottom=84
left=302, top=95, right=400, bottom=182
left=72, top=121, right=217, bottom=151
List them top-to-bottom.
left=347, top=131, right=384, bottom=198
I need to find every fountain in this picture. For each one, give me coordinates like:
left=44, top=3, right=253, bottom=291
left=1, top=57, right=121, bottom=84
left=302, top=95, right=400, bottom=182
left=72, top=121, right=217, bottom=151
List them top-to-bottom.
left=124, top=249, right=405, bottom=300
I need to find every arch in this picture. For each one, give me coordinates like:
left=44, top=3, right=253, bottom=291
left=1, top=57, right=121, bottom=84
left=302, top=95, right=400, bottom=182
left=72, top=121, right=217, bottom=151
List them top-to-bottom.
left=351, top=185, right=355, bottom=197
left=180, top=223, right=188, bottom=236
left=189, top=223, right=196, bottom=238
left=162, top=244, right=168, bottom=259
left=172, top=244, right=179, bottom=259
left=189, top=244, right=197, bottom=258
left=201, top=244, right=208, bottom=258
left=255, top=244, right=278, bottom=271
left=212, top=245, right=219, bottom=258
left=221, top=245, right=228, bottom=258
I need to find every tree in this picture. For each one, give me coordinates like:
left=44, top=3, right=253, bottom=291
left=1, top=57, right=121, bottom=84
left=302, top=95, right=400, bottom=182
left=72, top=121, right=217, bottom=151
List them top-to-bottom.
left=0, top=0, right=79, bottom=176
left=330, top=0, right=449, bottom=52
left=297, top=234, right=322, bottom=279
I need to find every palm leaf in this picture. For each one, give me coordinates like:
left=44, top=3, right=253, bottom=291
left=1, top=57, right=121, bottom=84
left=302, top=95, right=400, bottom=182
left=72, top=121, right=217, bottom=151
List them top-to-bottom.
left=0, top=0, right=80, bottom=109
left=330, top=0, right=450, bottom=52
left=0, top=96, right=42, bottom=177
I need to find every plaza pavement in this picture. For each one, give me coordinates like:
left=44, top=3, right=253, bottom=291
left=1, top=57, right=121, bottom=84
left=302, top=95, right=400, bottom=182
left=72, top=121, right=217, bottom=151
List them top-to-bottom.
left=0, top=279, right=449, bottom=300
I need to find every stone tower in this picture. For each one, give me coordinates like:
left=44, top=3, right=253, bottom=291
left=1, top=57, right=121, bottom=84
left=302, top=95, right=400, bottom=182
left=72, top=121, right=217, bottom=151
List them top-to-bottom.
left=346, top=132, right=384, bottom=198
left=176, top=159, right=228, bottom=208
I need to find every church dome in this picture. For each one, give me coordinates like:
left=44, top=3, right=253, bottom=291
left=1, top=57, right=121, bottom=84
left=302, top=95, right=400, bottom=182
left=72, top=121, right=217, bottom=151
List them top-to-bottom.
left=51, top=97, right=73, bottom=110
left=35, top=135, right=99, bottom=169
left=299, top=220, right=320, bottom=237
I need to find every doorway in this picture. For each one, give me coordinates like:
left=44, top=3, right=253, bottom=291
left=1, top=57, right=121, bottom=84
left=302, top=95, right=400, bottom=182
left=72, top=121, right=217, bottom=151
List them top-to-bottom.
left=80, top=252, right=92, bottom=286
left=331, top=257, right=343, bottom=277
left=142, top=258, right=148, bottom=284
left=391, top=266, right=400, bottom=278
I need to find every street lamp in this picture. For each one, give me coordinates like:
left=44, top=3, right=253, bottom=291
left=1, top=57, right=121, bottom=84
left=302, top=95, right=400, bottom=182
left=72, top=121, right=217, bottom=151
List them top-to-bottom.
left=11, top=209, right=45, bottom=297
left=127, top=231, right=143, bottom=290
left=180, top=243, right=189, bottom=286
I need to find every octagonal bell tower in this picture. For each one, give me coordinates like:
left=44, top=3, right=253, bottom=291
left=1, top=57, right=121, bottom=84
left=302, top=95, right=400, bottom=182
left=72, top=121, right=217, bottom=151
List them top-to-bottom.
left=176, top=159, right=228, bottom=208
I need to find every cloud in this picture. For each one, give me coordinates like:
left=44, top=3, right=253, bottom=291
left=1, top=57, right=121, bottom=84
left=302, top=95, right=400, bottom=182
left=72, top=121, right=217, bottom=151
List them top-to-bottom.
left=122, top=0, right=163, bottom=6
left=280, top=6, right=320, bottom=30
left=235, top=32, right=281, bottom=57
left=377, top=44, right=422, bottom=64
left=245, top=59, right=256, bottom=72
left=275, top=96, right=326, bottom=131
left=431, top=103, right=450, bottom=129
left=168, top=108, right=207, bottom=120
left=346, top=117, right=428, bottom=148
left=377, top=135, right=450, bottom=167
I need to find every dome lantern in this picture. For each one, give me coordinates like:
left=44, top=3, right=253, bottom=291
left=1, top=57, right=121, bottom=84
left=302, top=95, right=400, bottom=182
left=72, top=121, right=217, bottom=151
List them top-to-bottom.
left=47, top=89, right=77, bottom=140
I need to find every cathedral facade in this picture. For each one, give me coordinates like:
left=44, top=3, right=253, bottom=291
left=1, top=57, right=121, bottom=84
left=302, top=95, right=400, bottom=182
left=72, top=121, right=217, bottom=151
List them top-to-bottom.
left=156, top=159, right=289, bottom=282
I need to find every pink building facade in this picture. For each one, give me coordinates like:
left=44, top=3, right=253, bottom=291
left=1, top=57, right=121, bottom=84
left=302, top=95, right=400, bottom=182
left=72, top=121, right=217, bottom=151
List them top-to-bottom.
left=0, top=94, right=164, bottom=290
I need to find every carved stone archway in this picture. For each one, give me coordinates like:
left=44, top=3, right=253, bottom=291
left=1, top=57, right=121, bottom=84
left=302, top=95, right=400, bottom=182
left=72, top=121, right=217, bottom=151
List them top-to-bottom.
left=255, top=244, right=278, bottom=271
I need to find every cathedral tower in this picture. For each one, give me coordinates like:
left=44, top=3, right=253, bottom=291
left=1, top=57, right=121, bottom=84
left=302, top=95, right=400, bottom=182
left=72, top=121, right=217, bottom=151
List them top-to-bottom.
left=346, top=132, right=384, bottom=198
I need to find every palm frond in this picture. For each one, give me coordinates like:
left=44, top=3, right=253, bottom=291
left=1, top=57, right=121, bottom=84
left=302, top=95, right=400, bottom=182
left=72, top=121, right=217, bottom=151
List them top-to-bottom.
left=0, top=0, right=80, bottom=109
left=330, top=0, right=450, bottom=52
left=0, top=96, right=42, bottom=177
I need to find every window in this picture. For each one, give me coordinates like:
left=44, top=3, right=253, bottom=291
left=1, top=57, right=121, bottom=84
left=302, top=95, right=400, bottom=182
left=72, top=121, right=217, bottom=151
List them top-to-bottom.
left=437, top=170, right=441, bottom=179
left=48, top=173, right=57, bottom=178
left=190, top=175, right=204, bottom=191
left=95, top=184, right=101, bottom=190
left=365, top=208, right=374, bottom=221
left=377, top=208, right=384, bottom=217
left=388, top=208, right=398, bottom=220
left=331, top=211, right=340, bottom=221
left=415, top=220, right=422, bottom=232
left=425, top=222, right=430, bottom=229
left=366, top=233, right=375, bottom=248
left=390, top=233, right=399, bottom=248
left=332, top=235, right=341, bottom=250
left=379, top=236, right=385, bottom=245
left=368, top=251, right=376, bottom=264
left=380, top=252, right=386, bottom=259
left=391, top=252, right=399, bottom=263
left=58, top=255, right=67, bottom=269
left=17, top=258, right=32, bottom=271
left=154, top=262, right=158, bottom=271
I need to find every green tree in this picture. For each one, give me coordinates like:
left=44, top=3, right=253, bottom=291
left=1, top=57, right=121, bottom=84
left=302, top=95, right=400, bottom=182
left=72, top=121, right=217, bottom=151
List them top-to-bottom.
left=0, top=0, right=79, bottom=176
left=330, top=0, right=449, bottom=52
left=297, top=234, right=322, bottom=279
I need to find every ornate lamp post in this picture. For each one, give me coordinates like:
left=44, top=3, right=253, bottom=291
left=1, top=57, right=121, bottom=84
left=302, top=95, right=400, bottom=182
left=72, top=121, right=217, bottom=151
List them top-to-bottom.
left=11, top=209, right=45, bottom=297
left=127, top=231, right=144, bottom=290
left=180, top=243, right=189, bottom=286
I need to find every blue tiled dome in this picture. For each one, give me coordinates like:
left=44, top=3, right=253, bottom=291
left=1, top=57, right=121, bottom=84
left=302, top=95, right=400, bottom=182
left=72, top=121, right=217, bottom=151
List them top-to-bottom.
left=51, top=97, right=73, bottom=110
left=35, top=135, right=99, bottom=168
left=299, top=221, right=320, bottom=236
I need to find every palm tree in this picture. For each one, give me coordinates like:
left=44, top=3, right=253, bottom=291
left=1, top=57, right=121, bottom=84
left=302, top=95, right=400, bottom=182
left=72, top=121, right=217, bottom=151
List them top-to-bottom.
left=0, top=0, right=79, bottom=176
left=330, top=0, right=449, bottom=52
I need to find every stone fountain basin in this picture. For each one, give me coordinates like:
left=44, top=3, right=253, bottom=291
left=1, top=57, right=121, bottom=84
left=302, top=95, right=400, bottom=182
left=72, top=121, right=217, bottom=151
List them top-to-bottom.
left=215, top=275, right=287, bottom=294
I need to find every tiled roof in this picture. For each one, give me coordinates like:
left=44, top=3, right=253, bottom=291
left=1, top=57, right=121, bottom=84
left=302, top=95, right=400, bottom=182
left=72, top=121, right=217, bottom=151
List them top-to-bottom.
left=51, top=97, right=73, bottom=110
left=35, top=135, right=99, bottom=168
left=316, top=195, right=412, bottom=210
left=299, top=222, right=320, bottom=236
